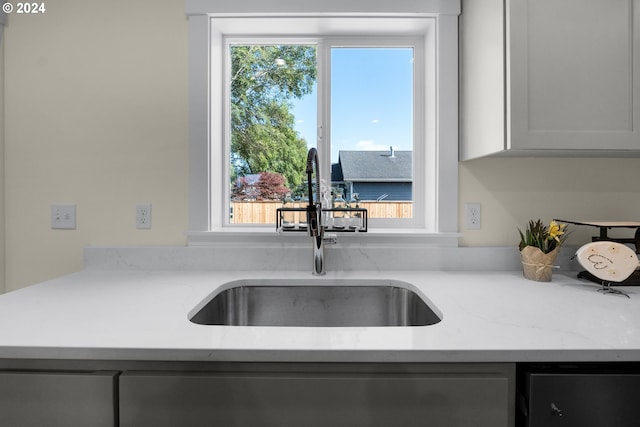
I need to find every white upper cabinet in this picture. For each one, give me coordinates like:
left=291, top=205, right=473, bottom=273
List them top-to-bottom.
left=460, top=0, right=640, bottom=159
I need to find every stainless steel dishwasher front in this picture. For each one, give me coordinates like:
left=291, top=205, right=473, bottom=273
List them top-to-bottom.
left=520, top=369, right=640, bottom=427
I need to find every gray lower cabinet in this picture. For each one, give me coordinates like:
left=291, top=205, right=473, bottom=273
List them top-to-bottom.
left=120, top=364, right=514, bottom=427
left=0, top=370, right=117, bottom=427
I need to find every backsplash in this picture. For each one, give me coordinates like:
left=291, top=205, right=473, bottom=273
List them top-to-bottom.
left=84, top=245, right=582, bottom=273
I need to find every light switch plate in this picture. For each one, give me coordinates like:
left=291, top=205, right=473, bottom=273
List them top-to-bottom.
left=51, top=204, right=76, bottom=229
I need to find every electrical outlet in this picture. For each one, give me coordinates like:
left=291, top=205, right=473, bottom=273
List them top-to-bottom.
left=465, top=203, right=481, bottom=230
left=51, top=204, right=76, bottom=229
left=136, top=204, right=152, bottom=229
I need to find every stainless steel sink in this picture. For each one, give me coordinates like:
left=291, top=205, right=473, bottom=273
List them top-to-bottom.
left=189, top=279, right=441, bottom=327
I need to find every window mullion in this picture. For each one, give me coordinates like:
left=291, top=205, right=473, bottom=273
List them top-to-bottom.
left=317, top=40, right=332, bottom=194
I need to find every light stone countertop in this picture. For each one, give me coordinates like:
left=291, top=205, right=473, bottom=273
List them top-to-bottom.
left=0, top=269, right=638, bottom=363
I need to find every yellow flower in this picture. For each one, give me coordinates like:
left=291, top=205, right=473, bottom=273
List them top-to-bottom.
left=519, top=219, right=569, bottom=253
left=548, top=221, right=566, bottom=242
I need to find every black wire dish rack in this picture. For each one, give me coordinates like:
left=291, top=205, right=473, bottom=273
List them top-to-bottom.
left=276, top=207, right=368, bottom=233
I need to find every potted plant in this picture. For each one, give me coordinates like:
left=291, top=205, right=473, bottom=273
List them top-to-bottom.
left=518, top=219, right=568, bottom=282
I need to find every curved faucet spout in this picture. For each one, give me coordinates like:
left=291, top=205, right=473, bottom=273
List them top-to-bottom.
left=305, top=147, right=325, bottom=275
left=306, top=147, right=321, bottom=207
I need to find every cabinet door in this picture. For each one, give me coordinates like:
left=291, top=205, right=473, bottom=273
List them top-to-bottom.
left=509, top=0, right=640, bottom=151
left=0, top=370, right=117, bottom=427
left=120, top=370, right=510, bottom=427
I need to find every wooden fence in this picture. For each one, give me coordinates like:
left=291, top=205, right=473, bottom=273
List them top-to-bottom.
left=230, top=201, right=413, bottom=224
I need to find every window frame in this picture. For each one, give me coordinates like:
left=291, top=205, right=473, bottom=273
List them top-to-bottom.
left=186, top=7, right=460, bottom=245
left=224, top=37, right=425, bottom=229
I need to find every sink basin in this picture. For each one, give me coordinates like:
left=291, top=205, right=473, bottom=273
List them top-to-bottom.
left=189, top=279, right=441, bottom=327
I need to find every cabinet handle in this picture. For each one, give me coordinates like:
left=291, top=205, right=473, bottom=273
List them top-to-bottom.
left=550, top=402, right=563, bottom=417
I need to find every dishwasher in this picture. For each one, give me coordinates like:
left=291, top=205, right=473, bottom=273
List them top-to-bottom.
left=517, top=364, right=640, bottom=427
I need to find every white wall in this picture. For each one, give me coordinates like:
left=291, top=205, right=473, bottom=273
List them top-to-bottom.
left=2, top=1, right=639, bottom=292
left=3, top=1, right=188, bottom=291
left=459, top=157, right=640, bottom=247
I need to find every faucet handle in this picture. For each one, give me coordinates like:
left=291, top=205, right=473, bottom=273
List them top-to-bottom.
left=307, top=204, right=321, bottom=237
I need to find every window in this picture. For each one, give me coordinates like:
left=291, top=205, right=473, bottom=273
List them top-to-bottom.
left=186, top=3, right=460, bottom=241
left=226, top=40, right=420, bottom=227
left=227, top=42, right=318, bottom=226
left=329, top=44, right=418, bottom=227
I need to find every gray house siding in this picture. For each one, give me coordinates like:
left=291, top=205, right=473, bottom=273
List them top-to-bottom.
left=332, top=149, right=413, bottom=201
left=351, top=182, right=412, bottom=201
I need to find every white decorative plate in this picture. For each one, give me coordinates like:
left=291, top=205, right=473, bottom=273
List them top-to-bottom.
left=575, top=241, right=640, bottom=283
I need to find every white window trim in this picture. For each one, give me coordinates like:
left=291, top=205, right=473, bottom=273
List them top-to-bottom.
left=186, top=2, right=460, bottom=245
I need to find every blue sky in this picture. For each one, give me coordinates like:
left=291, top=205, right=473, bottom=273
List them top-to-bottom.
left=291, top=47, right=414, bottom=163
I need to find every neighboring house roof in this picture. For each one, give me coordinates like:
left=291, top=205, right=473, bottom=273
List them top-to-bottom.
left=334, top=149, right=412, bottom=182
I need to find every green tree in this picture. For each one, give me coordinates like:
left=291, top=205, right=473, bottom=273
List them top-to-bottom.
left=230, top=45, right=316, bottom=189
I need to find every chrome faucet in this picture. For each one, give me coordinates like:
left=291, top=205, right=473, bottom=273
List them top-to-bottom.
left=306, top=147, right=325, bottom=275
